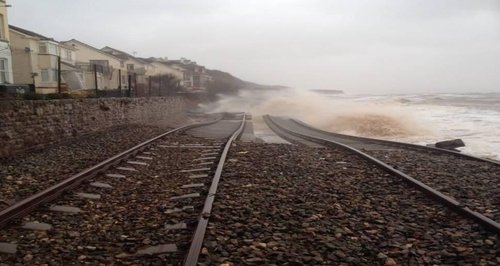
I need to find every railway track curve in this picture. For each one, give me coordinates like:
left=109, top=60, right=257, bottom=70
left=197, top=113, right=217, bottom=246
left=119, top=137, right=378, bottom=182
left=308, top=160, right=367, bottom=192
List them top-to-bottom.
left=264, top=115, right=500, bottom=234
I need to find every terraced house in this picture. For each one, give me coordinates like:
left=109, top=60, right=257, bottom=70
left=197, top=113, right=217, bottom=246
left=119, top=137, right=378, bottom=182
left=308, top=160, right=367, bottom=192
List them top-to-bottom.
left=9, top=25, right=82, bottom=93
left=61, top=39, right=128, bottom=92
left=100, top=46, right=151, bottom=93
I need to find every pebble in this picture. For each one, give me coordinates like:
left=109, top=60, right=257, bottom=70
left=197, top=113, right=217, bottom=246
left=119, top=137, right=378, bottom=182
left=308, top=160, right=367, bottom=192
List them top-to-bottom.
left=68, top=231, right=80, bottom=238
left=202, top=247, right=209, bottom=255
left=377, top=252, right=388, bottom=259
left=23, top=254, right=33, bottom=262
left=385, top=258, right=397, bottom=266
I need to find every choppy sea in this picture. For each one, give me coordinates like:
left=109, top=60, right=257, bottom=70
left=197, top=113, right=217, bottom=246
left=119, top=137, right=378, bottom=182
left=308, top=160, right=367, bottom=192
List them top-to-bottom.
left=332, top=92, right=500, bottom=160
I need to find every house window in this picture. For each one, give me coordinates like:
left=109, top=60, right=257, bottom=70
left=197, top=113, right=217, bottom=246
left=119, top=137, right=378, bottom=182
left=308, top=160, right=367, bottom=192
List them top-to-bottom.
left=0, top=14, right=4, bottom=40
left=39, top=42, right=58, bottom=55
left=39, top=43, right=47, bottom=54
left=48, top=43, right=58, bottom=55
left=65, top=50, right=72, bottom=61
left=0, top=58, right=8, bottom=83
left=127, top=64, right=134, bottom=71
left=41, top=68, right=58, bottom=82
left=41, top=69, right=49, bottom=81
left=53, top=69, right=58, bottom=81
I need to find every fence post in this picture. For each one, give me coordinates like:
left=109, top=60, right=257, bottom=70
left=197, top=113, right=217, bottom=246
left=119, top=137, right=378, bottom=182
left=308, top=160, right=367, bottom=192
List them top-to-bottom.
left=57, top=56, right=61, bottom=94
left=94, top=64, right=98, bottom=96
left=118, top=69, right=122, bottom=96
left=134, top=73, right=137, bottom=97
left=128, top=74, right=132, bottom=97
left=158, top=75, right=162, bottom=97
left=148, top=76, right=152, bottom=97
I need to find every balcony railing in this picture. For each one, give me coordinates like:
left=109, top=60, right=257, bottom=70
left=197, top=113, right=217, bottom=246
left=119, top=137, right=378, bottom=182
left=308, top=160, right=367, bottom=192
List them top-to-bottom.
left=76, top=63, right=112, bottom=75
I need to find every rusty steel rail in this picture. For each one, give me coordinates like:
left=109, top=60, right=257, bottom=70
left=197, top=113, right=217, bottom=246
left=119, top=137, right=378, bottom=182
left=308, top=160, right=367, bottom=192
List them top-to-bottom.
left=184, top=113, right=247, bottom=266
left=264, top=115, right=500, bottom=234
left=0, top=116, right=223, bottom=229
left=292, top=119, right=500, bottom=166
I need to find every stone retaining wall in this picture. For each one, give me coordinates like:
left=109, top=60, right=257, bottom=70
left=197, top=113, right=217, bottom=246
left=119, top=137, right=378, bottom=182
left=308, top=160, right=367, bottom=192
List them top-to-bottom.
left=0, top=96, right=187, bottom=157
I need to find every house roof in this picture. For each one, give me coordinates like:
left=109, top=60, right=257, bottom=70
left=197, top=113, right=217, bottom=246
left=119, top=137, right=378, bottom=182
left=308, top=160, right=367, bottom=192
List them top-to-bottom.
left=9, top=25, right=56, bottom=41
left=61, top=39, right=122, bottom=61
left=101, top=46, right=148, bottom=65
left=101, top=46, right=131, bottom=60
left=137, top=57, right=154, bottom=63
left=138, top=57, right=168, bottom=64
left=163, top=60, right=204, bottom=71
left=163, top=60, right=182, bottom=65
left=157, top=61, right=188, bottom=71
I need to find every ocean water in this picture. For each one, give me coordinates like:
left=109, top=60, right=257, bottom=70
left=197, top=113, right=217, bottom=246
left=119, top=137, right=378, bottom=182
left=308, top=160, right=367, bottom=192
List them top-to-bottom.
left=202, top=89, right=500, bottom=160
left=324, top=92, right=500, bottom=160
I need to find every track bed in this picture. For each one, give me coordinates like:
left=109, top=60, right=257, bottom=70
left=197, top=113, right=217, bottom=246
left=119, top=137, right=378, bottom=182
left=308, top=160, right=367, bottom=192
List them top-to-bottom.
left=201, top=143, right=498, bottom=265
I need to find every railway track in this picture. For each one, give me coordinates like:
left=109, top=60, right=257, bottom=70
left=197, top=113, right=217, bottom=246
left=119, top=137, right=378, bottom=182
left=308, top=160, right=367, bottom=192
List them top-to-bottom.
left=0, top=113, right=246, bottom=265
left=264, top=115, right=500, bottom=234
left=201, top=141, right=498, bottom=265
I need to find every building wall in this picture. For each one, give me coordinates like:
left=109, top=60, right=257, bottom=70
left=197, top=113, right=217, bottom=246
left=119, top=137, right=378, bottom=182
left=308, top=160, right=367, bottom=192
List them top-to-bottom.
left=0, top=1, right=13, bottom=83
left=0, top=1, right=10, bottom=42
left=9, top=30, right=35, bottom=84
left=36, top=53, right=58, bottom=89
left=0, top=96, right=188, bottom=157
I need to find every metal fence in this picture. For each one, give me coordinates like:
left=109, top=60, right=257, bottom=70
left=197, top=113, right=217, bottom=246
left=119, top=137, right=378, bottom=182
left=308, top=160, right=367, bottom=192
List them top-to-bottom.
left=0, top=73, right=184, bottom=100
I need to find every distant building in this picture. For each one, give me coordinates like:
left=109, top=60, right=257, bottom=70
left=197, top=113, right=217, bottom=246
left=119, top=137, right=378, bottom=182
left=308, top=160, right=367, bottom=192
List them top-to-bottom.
left=0, top=1, right=14, bottom=84
left=9, top=25, right=81, bottom=93
left=130, top=57, right=185, bottom=96
left=141, top=57, right=183, bottom=79
left=163, top=59, right=209, bottom=93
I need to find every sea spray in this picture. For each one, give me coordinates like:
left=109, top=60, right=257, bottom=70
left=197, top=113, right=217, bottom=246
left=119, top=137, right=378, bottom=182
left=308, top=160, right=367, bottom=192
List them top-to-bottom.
left=202, top=89, right=431, bottom=138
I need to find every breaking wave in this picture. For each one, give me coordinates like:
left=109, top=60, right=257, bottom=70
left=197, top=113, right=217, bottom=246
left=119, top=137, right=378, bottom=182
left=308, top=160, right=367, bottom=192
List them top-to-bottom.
left=202, top=89, right=500, bottom=159
left=204, top=89, right=431, bottom=138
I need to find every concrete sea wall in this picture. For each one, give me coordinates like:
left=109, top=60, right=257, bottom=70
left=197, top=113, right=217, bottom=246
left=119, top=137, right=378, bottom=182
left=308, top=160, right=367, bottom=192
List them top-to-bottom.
left=0, top=96, right=187, bottom=157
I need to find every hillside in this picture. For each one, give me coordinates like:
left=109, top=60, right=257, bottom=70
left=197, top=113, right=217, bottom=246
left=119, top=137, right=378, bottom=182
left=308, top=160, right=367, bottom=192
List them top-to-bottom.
left=206, top=69, right=287, bottom=99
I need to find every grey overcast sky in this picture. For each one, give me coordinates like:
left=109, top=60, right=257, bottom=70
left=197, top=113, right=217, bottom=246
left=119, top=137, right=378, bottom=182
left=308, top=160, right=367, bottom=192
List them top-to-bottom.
left=8, top=0, right=500, bottom=94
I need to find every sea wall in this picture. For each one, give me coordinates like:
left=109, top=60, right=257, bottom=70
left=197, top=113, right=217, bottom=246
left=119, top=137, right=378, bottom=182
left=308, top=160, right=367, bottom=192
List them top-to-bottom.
left=0, top=96, right=187, bottom=157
